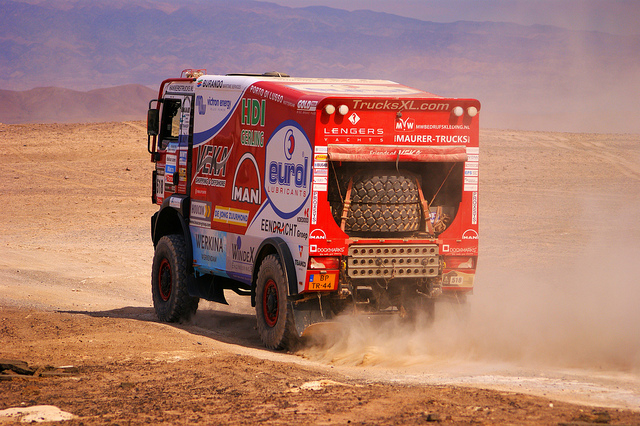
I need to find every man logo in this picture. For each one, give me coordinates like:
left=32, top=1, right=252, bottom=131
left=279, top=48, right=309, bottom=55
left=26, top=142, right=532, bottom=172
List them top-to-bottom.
left=348, top=113, right=360, bottom=125
left=232, top=152, right=262, bottom=205
left=462, top=229, right=479, bottom=240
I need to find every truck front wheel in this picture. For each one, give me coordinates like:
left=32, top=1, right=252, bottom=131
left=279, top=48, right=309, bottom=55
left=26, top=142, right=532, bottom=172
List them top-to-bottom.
left=151, top=234, right=199, bottom=322
left=255, top=254, right=297, bottom=350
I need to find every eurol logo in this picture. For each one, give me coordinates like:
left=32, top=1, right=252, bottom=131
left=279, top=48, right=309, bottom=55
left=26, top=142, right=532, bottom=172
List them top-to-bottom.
left=264, top=121, right=311, bottom=219
left=284, top=128, right=295, bottom=160
left=462, top=229, right=479, bottom=240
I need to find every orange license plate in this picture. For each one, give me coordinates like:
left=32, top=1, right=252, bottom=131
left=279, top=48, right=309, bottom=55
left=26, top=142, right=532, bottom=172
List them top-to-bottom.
left=308, top=273, right=337, bottom=291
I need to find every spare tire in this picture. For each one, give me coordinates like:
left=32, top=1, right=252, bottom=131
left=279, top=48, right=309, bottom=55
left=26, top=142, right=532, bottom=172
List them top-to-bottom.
left=330, top=171, right=422, bottom=234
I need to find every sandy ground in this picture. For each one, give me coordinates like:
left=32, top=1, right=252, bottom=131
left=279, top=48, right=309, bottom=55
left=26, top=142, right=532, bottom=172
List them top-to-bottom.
left=1, top=121, right=640, bottom=424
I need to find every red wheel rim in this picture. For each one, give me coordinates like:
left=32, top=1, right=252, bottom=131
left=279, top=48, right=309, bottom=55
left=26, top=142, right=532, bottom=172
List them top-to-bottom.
left=158, top=258, right=172, bottom=301
left=262, top=279, right=278, bottom=327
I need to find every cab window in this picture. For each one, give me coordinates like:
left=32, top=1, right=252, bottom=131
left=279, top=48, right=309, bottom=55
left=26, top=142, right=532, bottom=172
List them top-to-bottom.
left=159, top=99, right=181, bottom=150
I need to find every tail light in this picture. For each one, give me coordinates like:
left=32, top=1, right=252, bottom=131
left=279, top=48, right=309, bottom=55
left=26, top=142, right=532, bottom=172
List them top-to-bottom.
left=309, top=256, right=340, bottom=270
left=444, top=257, right=476, bottom=269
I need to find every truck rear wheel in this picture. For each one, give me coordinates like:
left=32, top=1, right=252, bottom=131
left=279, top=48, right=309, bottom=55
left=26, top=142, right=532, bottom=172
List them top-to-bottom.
left=151, top=234, right=199, bottom=322
left=255, top=254, right=297, bottom=350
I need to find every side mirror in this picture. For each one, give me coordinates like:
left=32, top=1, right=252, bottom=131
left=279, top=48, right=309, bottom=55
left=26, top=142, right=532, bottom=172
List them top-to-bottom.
left=147, top=108, right=159, bottom=136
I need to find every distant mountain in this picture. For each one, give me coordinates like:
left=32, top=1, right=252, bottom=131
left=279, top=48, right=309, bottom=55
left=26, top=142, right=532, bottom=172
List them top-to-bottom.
left=1, top=0, right=639, bottom=132
left=0, top=85, right=155, bottom=123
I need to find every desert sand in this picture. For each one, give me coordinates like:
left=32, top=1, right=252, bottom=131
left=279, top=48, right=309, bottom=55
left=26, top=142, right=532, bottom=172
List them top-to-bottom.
left=1, top=122, right=639, bottom=424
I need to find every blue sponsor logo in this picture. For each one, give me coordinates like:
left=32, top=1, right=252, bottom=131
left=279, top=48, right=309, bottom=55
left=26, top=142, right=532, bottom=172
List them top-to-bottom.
left=196, top=95, right=206, bottom=115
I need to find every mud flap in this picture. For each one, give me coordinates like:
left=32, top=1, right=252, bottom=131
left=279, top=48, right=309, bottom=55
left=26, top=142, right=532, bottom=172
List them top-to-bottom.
left=187, top=274, right=228, bottom=305
left=289, top=296, right=332, bottom=337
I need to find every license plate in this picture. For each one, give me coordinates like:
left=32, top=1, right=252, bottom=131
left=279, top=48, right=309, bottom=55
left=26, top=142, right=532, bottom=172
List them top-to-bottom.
left=308, top=273, right=337, bottom=291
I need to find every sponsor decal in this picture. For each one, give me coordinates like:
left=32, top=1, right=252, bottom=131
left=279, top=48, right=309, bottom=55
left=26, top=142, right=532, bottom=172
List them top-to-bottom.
left=196, top=79, right=223, bottom=89
left=167, top=84, right=193, bottom=92
left=196, top=95, right=206, bottom=115
left=196, top=95, right=233, bottom=115
left=241, top=98, right=266, bottom=127
left=297, top=99, right=318, bottom=111
left=353, top=99, right=449, bottom=111
left=348, top=113, right=360, bottom=125
left=395, top=117, right=415, bottom=131
left=264, top=121, right=312, bottom=219
left=323, top=127, right=384, bottom=136
left=241, top=129, right=264, bottom=147
left=284, top=129, right=295, bottom=160
left=394, top=134, right=431, bottom=143
left=166, top=142, right=178, bottom=154
left=193, top=144, right=232, bottom=188
left=195, top=145, right=230, bottom=177
left=314, top=145, right=328, bottom=154
left=179, top=150, right=187, bottom=166
left=231, top=152, right=262, bottom=205
left=314, top=153, right=328, bottom=162
left=165, top=154, right=177, bottom=184
left=467, top=154, right=479, bottom=162
left=464, top=170, right=479, bottom=177
left=464, top=177, right=478, bottom=184
left=194, top=187, right=207, bottom=197
left=311, top=191, right=318, bottom=225
left=472, top=191, right=478, bottom=225
left=169, top=197, right=182, bottom=209
left=190, top=200, right=212, bottom=228
left=213, top=206, right=250, bottom=227
left=297, top=207, right=310, bottom=224
left=260, top=219, right=308, bottom=240
left=192, top=229, right=227, bottom=269
left=309, top=229, right=326, bottom=240
left=462, top=229, right=479, bottom=240
left=194, top=232, right=224, bottom=252
left=231, top=236, right=255, bottom=264
left=295, top=245, right=307, bottom=268
left=309, top=245, right=345, bottom=255
left=447, top=246, right=479, bottom=255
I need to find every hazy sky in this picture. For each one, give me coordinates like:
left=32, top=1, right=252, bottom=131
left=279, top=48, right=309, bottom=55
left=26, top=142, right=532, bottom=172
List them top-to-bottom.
left=262, top=0, right=639, bottom=36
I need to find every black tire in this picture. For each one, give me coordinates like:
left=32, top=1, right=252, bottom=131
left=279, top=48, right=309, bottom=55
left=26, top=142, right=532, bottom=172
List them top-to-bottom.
left=330, top=172, right=422, bottom=234
left=350, top=174, right=419, bottom=204
left=151, top=234, right=199, bottom=322
left=255, top=254, right=297, bottom=350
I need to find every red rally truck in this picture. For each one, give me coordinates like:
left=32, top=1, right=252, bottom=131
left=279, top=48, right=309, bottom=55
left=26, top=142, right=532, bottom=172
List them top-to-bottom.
left=147, top=70, right=480, bottom=349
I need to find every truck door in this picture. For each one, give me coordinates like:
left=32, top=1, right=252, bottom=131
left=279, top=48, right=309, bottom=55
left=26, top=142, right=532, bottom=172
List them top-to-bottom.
left=155, top=93, right=194, bottom=202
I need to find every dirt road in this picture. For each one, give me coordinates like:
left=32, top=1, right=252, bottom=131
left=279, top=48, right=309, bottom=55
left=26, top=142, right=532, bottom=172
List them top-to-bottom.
left=1, top=122, right=639, bottom=424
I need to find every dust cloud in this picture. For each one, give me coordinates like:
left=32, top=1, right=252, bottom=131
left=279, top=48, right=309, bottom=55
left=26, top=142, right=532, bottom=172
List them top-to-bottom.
left=297, top=206, right=640, bottom=373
